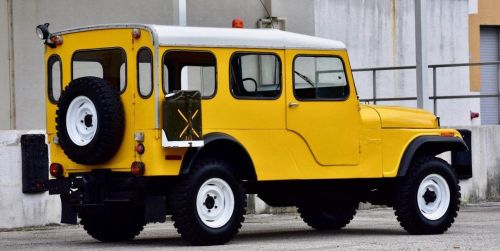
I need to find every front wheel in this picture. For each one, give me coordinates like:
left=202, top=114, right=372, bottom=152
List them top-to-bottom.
left=393, top=156, right=460, bottom=234
left=169, top=159, right=246, bottom=245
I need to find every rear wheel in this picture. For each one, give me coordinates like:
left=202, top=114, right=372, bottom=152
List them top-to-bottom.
left=393, top=156, right=460, bottom=234
left=169, top=159, right=246, bottom=245
left=298, top=201, right=358, bottom=230
left=79, top=205, right=145, bottom=242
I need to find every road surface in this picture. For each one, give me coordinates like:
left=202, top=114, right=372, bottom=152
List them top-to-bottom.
left=1, top=203, right=500, bottom=250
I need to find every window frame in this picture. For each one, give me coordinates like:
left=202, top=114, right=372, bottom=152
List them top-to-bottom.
left=71, top=47, right=128, bottom=94
left=136, top=47, right=154, bottom=99
left=161, top=49, right=218, bottom=100
left=229, top=51, right=283, bottom=100
left=47, top=54, right=62, bottom=104
left=292, top=54, right=350, bottom=102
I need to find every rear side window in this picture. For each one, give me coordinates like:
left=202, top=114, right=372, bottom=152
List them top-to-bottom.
left=72, top=48, right=127, bottom=93
left=137, top=48, right=153, bottom=98
left=163, top=51, right=216, bottom=98
left=230, top=53, right=281, bottom=99
left=47, top=55, right=62, bottom=103
left=293, top=56, right=348, bottom=100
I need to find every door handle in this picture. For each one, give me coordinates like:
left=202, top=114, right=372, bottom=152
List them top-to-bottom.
left=288, top=102, right=299, bottom=108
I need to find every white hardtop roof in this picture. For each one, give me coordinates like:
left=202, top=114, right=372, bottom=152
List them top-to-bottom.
left=54, top=24, right=346, bottom=50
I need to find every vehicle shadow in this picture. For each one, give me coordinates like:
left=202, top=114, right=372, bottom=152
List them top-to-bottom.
left=76, top=228, right=406, bottom=248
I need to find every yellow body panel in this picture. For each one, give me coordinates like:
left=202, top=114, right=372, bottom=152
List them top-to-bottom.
left=45, top=28, right=461, bottom=180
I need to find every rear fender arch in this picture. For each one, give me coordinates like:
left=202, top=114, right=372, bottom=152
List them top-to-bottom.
left=180, top=132, right=257, bottom=181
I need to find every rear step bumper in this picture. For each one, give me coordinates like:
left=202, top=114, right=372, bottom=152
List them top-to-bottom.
left=49, top=170, right=167, bottom=224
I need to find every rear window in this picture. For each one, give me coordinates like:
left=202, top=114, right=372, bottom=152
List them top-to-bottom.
left=72, top=48, right=127, bottom=93
left=47, top=55, right=62, bottom=103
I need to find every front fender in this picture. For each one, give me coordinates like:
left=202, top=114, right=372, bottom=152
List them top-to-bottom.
left=397, top=135, right=469, bottom=177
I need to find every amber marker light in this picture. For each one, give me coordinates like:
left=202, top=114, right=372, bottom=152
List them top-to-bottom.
left=132, top=28, right=141, bottom=39
left=50, top=35, right=63, bottom=46
left=440, top=131, right=455, bottom=137
left=131, top=161, right=145, bottom=176
left=49, top=163, right=64, bottom=178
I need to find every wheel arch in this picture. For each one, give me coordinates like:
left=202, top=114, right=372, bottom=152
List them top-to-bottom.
left=180, top=132, right=257, bottom=181
left=397, top=136, right=468, bottom=177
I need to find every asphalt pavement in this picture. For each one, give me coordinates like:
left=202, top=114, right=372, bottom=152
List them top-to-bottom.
left=1, top=203, right=500, bottom=250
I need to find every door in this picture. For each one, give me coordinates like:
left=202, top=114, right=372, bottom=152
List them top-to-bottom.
left=480, top=26, right=500, bottom=125
left=285, top=50, right=360, bottom=166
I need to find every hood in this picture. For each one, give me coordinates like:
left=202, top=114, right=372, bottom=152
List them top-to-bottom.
left=371, top=106, right=438, bottom=129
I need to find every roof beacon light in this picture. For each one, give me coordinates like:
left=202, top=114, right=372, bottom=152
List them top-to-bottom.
left=232, top=18, right=244, bottom=28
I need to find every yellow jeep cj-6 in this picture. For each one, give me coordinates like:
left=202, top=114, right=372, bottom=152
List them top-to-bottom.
left=39, top=22, right=472, bottom=245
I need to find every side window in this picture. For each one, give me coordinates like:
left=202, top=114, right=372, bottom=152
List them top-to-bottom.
left=72, top=48, right=127, bottom=93
left=137, top=48, right=153, bottom=98
left=163, top=51, right=216, bottom=98
left=230, top=53, right=281, bottom=99
left=47, top=55, right=62, bottom=103
left=293, top=56, right=348, bottom=100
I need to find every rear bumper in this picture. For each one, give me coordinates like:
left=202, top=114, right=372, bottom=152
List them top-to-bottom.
left=49, top=170, right=168, bottom=224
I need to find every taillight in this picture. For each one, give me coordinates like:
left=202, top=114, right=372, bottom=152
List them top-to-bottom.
left=135, top=143, right=145, bottom=155
left=131, top=161, right=145, bottom=176
left=49, top=163, right=64, bottom=178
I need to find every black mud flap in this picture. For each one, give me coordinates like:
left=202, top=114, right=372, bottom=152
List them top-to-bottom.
left=451, top=129, right=472, bottom=180
left=21, top=134, right=49, bottom=193
left=60, top=194, right=78, bottom=224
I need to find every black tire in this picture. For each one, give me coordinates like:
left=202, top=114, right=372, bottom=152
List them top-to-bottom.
left=56, top=77, right=124, bottom=165
left=393, top=156, right=460, bottom=234
left=169, top=159, right=246, bottom=245
left=298, top=201, right=358, bottom=230
left=79, top=205, right=145, bottom=242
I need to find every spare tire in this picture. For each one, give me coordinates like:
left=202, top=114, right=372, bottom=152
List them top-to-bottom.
left=56, top=77, right=124, bottom=165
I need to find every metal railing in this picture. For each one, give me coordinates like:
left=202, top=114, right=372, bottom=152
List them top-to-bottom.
left=353, top=61, right=500, bottom=115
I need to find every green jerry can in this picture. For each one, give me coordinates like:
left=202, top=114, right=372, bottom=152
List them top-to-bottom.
left=162, top=90, right=204, bottom=147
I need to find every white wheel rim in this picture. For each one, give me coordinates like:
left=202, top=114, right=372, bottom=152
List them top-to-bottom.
left=66, top=96, right=98, bottom=146
left=417, top=173, right=450, bottom=220
left=196, top=178, right=235, bottom=228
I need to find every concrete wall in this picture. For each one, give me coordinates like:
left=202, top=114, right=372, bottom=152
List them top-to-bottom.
left=0, top=0, right=12, bottom=130
left=186, top=0, right=314, bottom=33
left=187, top=0, right=267, bottom=28
left=315, top=0, right=478, bottom=127
left=460, top=126, right=500, bottom=202
left=0, top=130, right=60, bottom=229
